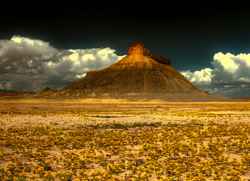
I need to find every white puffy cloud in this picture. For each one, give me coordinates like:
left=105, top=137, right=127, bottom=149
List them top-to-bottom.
left=0, top=36, right=124, bottom=91
left=11, top=36, right=52, bottom=48
left=45, top=48, right=124, bottom=88
left=60, top=48, right=123, bottom=73
left=181, top=52, right=250, bottom=97
left=212, top=52, right=250, bottom=84
left=181, top=68, right=214, bottom=85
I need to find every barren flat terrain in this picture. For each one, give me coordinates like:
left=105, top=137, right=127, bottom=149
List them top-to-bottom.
left=0, top=99, right=250, bottom=180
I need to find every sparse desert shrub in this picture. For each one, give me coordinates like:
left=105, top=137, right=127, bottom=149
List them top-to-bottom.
left=0, top=101, right=250, bottom=180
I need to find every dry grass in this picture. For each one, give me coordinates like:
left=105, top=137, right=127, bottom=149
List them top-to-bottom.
left=0, top=99, right=250, bottom=180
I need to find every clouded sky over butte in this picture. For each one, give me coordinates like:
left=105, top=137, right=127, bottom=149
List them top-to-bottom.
left=1, top=5, right=250, bottom=97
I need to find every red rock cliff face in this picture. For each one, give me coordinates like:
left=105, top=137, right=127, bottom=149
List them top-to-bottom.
left=58, top=42, right=208, bottom=98
left=128, top=42, right=145, bottom=55
left=128, top=42, right=171, bottom=65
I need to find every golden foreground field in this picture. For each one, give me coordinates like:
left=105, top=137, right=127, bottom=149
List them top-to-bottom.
left=0, top=98, right=250, bottom=180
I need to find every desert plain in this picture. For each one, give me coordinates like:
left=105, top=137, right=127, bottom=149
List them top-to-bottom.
left=0, top=98, right=250, bottom=180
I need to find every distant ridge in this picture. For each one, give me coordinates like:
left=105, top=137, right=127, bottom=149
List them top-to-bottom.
left=0, top=89, right=34, bottom=97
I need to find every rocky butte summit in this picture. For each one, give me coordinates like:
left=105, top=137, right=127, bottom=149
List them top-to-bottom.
left=56, top=42, right=211, bottom=99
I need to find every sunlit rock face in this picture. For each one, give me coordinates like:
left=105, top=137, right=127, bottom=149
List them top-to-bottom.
left=127, top=42, right=171, bottom=65
left=128, top=42, right=145, bottom=56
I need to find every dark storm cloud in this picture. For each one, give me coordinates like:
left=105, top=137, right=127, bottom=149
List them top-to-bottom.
left=0, top=36, right=57, bottom=74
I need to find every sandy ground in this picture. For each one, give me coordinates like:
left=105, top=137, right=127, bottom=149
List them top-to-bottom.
left=0, top=98, right=250, bottom=180
left=1, top=98, right=250, bottom=125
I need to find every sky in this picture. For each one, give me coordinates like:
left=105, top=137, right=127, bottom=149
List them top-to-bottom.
left=1, top=4, right=250, bottom=97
